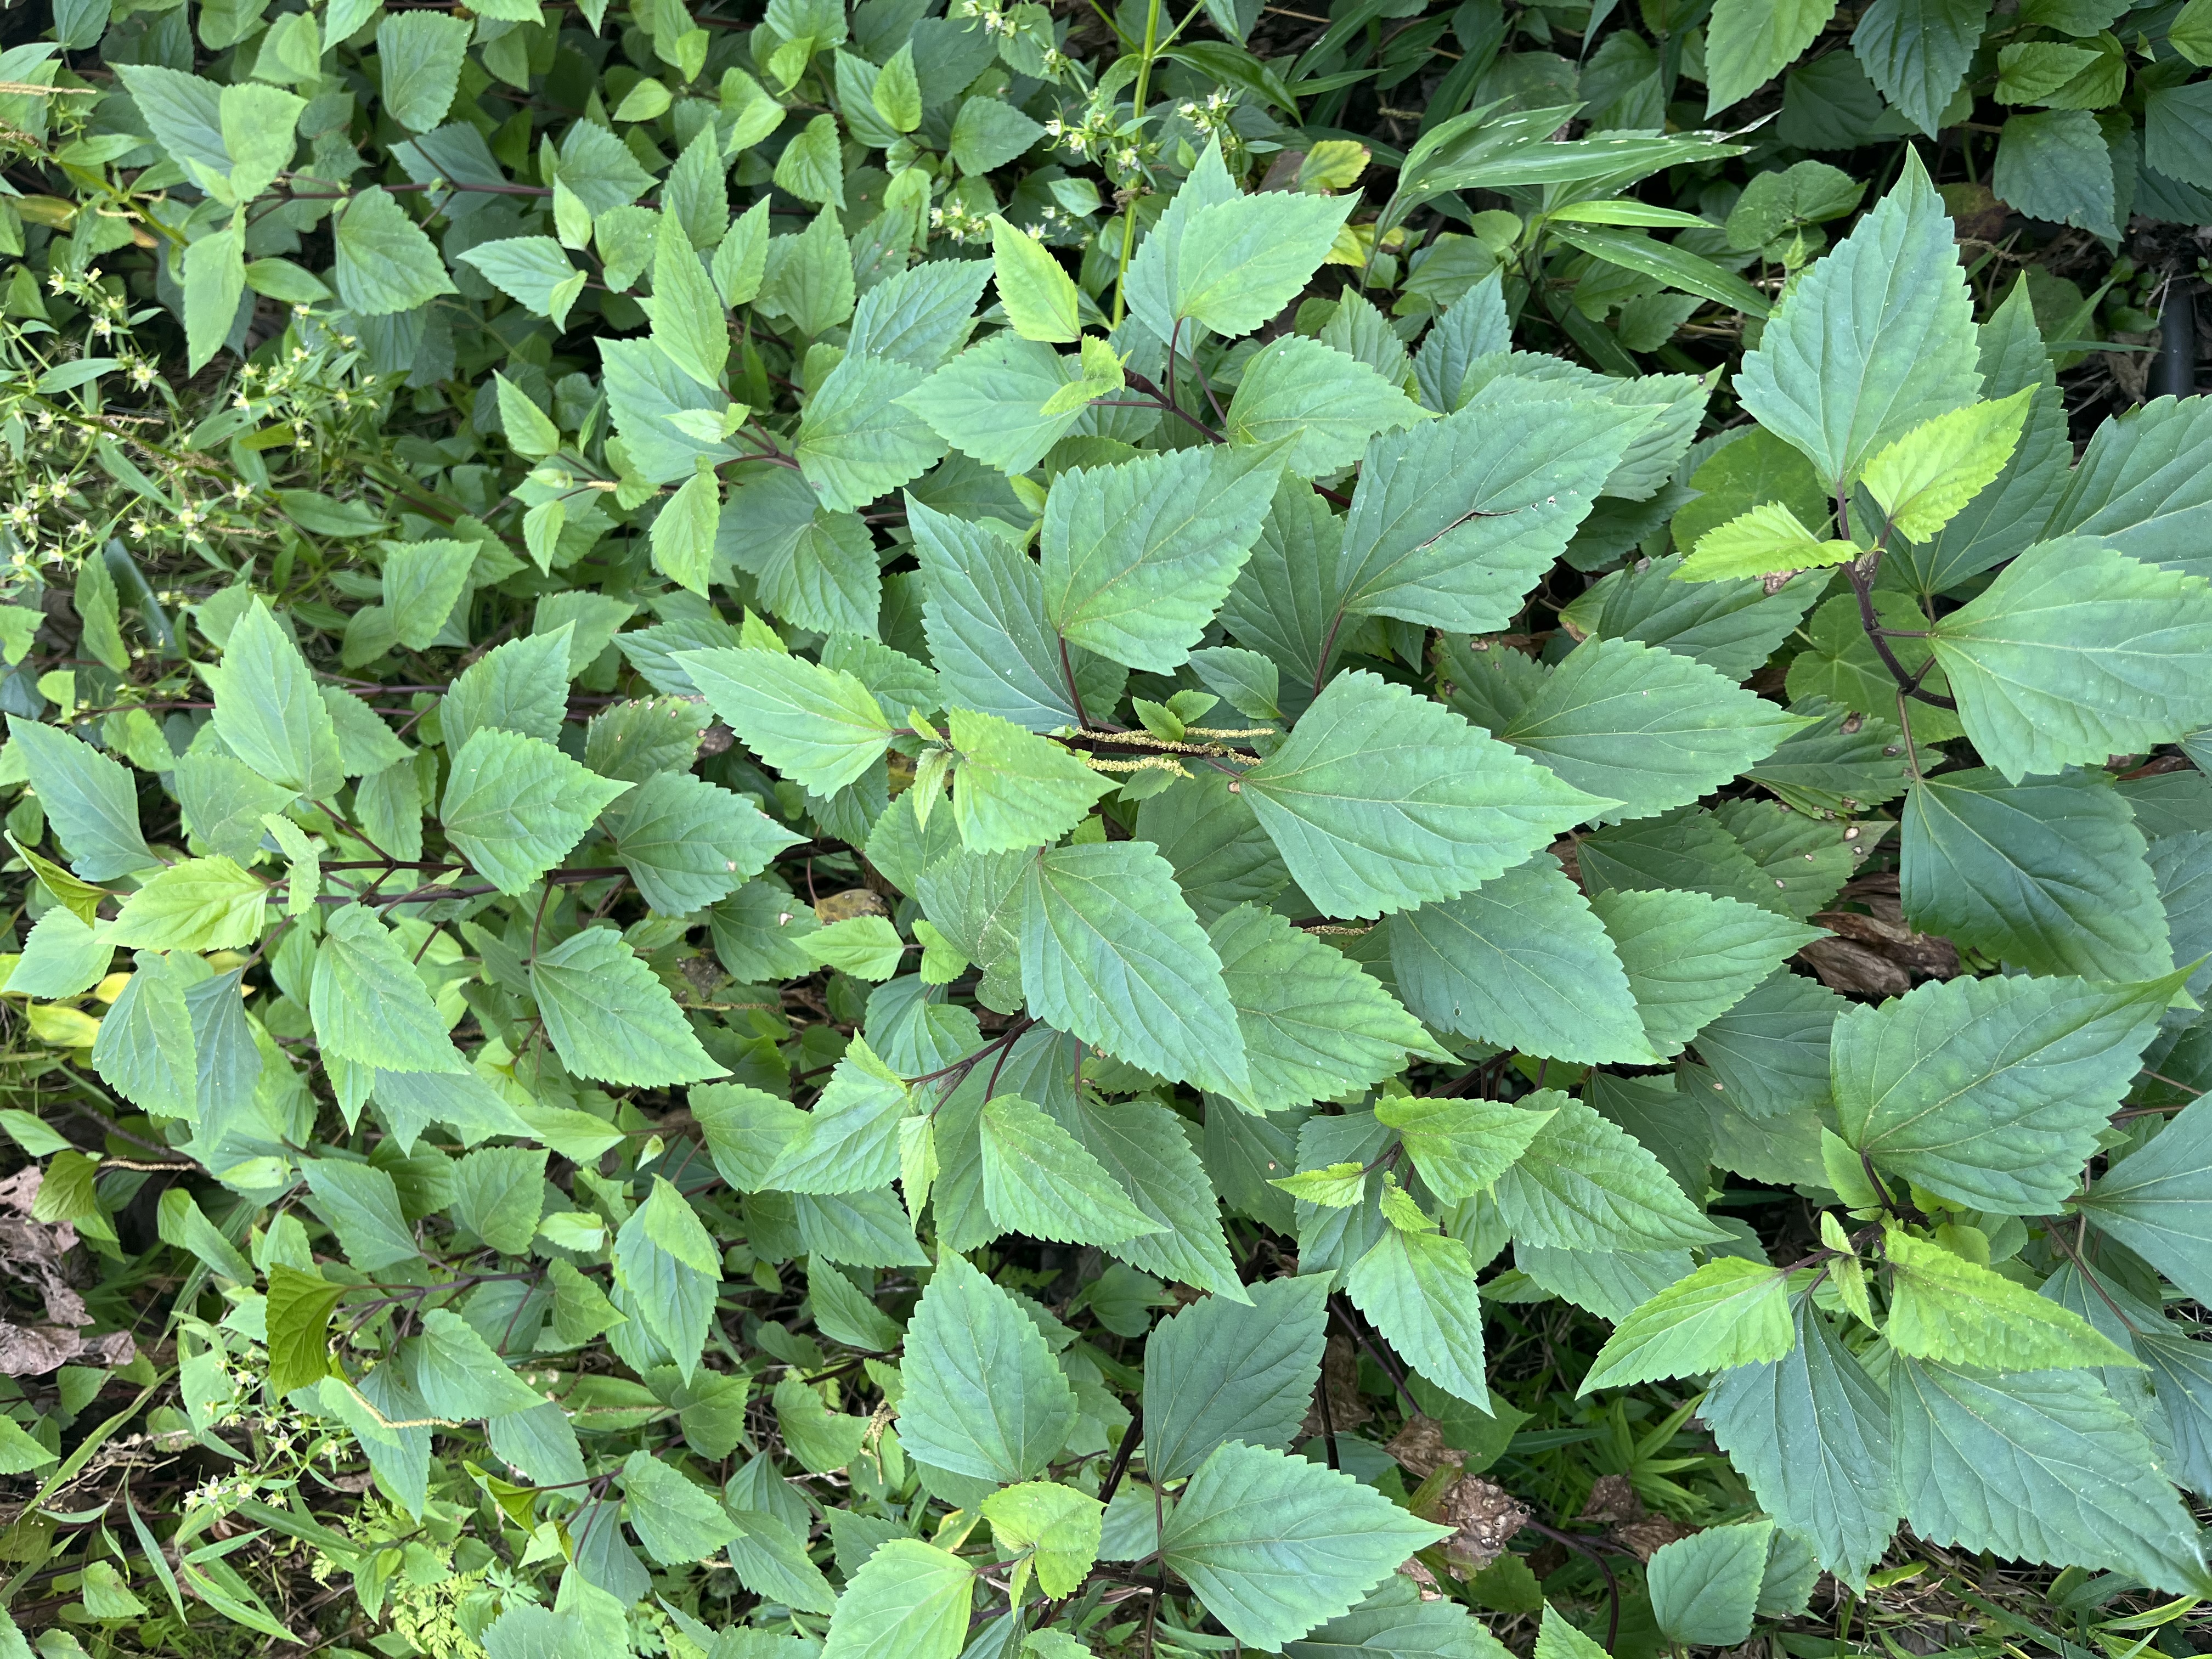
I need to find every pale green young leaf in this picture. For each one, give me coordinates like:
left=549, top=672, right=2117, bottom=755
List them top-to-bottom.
left=374, top=11, right=468, bottom=132
left=1155, top=190, right=1357, bottom=341
left=650, top=212, right=730, bottom=391
left=989, top=216, right=1080, bottom=343
left=183, top=221, right=245, bottom=374
left=1862, top=389, right=2034, bottom=543
left=652, top=469, right=722, bottom=597
left=1677, top=501, right=1857, bottom=582
left=678, top=646, right=893, bottom=795
left=1239, top=670, right=1611, bottom=920
left=946, top=708, right=1108, bottom=853
left=439, top=728, right=629, bottom=895
left=103, top=856, right=266, bottom=952
left=800, top=916, right=907, bottom=981
left=529, top=926, right=723, bottom=1086
left=980, top=1093, right=1163, bottom=1245
left=1374, top=1094, right=1555, bottom=1203
left=1883, top=1228, right=2137, bottom=1370
left=896, top=1250, right=1075, bottom=1483
left=1582, top=1259, right=1794, bottom=1392
left=1159, top=1441, right=1451, bottom=1648
left=980, top=1481, right=1103, bottom=1597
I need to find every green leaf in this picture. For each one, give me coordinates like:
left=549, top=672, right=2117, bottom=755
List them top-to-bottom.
left=1705, top=0, right=1837, bottom=112
left=1852, top=0, right=1992, bottom=136
left=374, top=10, right=469, bottom=132
left=948, top=96, right=1043, bottom=174
left=1991, top=109, right=2117, bottom=238
left=1735, top=156, right=1981, bottom=489
left=333, top=186, right=457, bottom=315
left=1139, top=187, right=1355, bottom=343
left=990, top=217, right=1080, bottom=343
left=183, top=221, right=245, bottom=374
left=1547, top=225, right=1773, bottom=318
left=458, top=238, right=585, bottom=329
left=845, top=258, right=992, bottom=371
left=900, top=334, right=1089, bottom=477
left=1224, top=337, right=1432, bottom=477
left=797, top=356, right=946, bottom=514
left=1333, top=390, right=1656, bottom=633
left=1861, top=390, right=2033, bottom=543
left=2043, top=393, right=2212, bottom=579
left=1041, top=445, right=1283, bottom=674
left=650, top=469, right=720, bottom=598
left=910, top=498, right=1126, bottom=732
left=381, top=538, right=477, bottom=650
left=1927, top=538, right=2212, bottom=782
left=203, top=597, right=346, bottom=800
left=441, top=627, right=573, bottom=752
left=1495, top=638, right=1803, bottom=823
left=679, top=646, right=894, bottom=795
left=1239, top=670, right=1609, bottom=920
left=945, top=708, right=1108, bottom=853
left=5, top=717, right=156, bottom=881
left=440, top=728, right=629, bottom=895
left=1901, top=767, right=2171, bottom=981
left=614, top=770, right=802, bottom=916
left=1019, top=840, right=1249, bottom=1096
left=104, top=856, right=266, bottom=952
left=1593, top=887, right=1823, bottom=1057
left=1210, top=903, right=1443, bottom=1113
left=312, top=904, right=467, bottom=1073
left=6, top=907, right=110, bottom=998
left=799, top=916, right=906, bottom=981
left=530, top=926, right=722, bottom=1087
left=89, top=951, right=198, bottom=1121
left=1832, top=968, right=2182, bottom=1212
left=1690, top=969, right=1843, bottom=1118
left=764, top=1044, right=910, bottom=1193
left=1048, top=1089, right=1245, bottom=1297
left=1492, top=1092, right=1727, bottom=1251
left=980, top=1093, right=1163, bottom=1246
left=1374, top=1094, right=1554, bottom=1202
left=2076, top=1098, right=2212, bottom=1308
left=452, top=1147, right=547, bottom=1256
left=301, top=1156, right=421, bottom=1271
left=612, top=1182, right=718, bottom=1380
left=1344, top=1224, right=1489, bottom=1405
left=1883, top=1228, right=2136, bottom=1370
left=896, top=1250, right=1074, bottom=1484
left=1582, top=1259, right=1793, bottom=1392
left=809, top=1260, right=906, bottom=1351
left=264, top=1263, right=345, bottom=1396
left=1146, top=1274, right=1329, bottom=1481
left=1703, top=1301, right=1898, bottom=1588
left=409, top=1305, right=544, bottom=1418
left=1890, top=1356, right=2206, bottom=1593
left=1159, top=1441, right=1451, bottom=1648
left=622, top=1450, right=740, bottom=1564
left=980, top=1481, right=1103, bottom=1597
left=1646, top=1521, right=1773, bottom=1647
left=821, top=1540, right=974, bottom=1659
